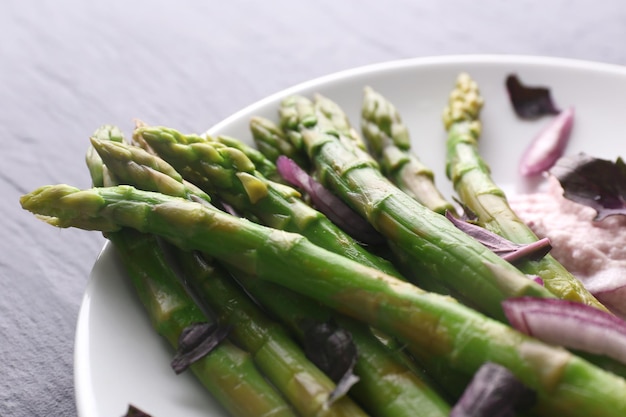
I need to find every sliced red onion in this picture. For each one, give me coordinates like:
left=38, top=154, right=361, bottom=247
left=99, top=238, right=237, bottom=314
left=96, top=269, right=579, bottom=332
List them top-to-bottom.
left=519, top=107, right=575, bottom=177
left=276, top=155, right=384, bottom=245
left=445, top=211, right=552, bottom=264
left=576, top=268, right=626, bottom=319
left=531, top=276, right=544, bottom=286
left=593, top=285, right=626, bottom=320
left=502, top=297, right=626, bottom=364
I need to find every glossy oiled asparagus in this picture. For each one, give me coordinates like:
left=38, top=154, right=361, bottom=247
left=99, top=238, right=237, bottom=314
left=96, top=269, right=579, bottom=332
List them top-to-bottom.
left=442, top=73, right=607, bottom=312
left=361, top=86, right=454, bottom=215
left=279, top=95, right=554, bottom=321
left=134, top=125, right=401, bottom=277
left=85, top=128, right=297, bottom=417
left=92, top=130, right=449, bottom=416
left=20, top=184, right=626, bottom=417
left=108, top=230, right=298, bottom=417
left=174, top=249, right=371, bottom=417
left=235, top=272, right=452, bottom=417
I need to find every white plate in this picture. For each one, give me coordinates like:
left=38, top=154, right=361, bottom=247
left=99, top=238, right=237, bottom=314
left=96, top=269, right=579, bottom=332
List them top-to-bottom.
left=75, top=55, right=626, bottom=416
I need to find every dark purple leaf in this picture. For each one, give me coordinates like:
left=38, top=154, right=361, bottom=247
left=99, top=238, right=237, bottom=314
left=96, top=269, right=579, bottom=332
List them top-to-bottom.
left=506, top=74, right=560, bottom=119
left=550, top=153, right=626, bottom=220
left=276, top=155, right=384, bottom=245
left=445, top=211, right=552, bottom=264
left=301, top=320, right=360, bottom=404
left=171, top=322, right=230, bottom=374
left=450, top=362, right=536, bottom=417
left=123, top=405, right=152, bottom=417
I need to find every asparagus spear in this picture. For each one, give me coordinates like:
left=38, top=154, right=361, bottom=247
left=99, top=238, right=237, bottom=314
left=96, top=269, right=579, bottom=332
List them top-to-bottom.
left=442, top=73, right=608, bottom=312
left=360, top=87, right=455, bottom=215
left=279, top=94, right=318, bottom=152
left=281, top=94, right=373, bottom=164
left=304, top=94, right=457, bottom=298
left=313, top=94, right=367, bottom=151
left=279, top=95, right=555, bottom=321
left=250, top=116, right=310, bottom=170
left=86, top=125, right=126, bottom=187
left=134, top=125, right=401, bottom=277
left=92, top=129, right=464, bottom=415
left=85, top=131, right=297, bottom=417
left=92, top=131, right=451, bottom=415
left=90, top=133, right=353, bottom=416
left=208, top=134, right=281, bottom=182
left=90, top=137, right=212, bottom=203
left=20, top=184, right=626, bottom=417
left=108, top=229, right=298, bottom=417
left=173, top=249, right=371, bottom=417
left=234, top=272, right=452, bottom=417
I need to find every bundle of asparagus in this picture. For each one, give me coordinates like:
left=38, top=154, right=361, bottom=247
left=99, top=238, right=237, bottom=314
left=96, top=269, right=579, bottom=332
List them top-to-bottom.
left=20, top=74, right=626, bottom=417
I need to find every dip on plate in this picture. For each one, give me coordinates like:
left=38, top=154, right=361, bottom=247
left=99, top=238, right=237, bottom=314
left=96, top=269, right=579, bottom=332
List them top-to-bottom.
left=509, top=176, right=626, bottom=317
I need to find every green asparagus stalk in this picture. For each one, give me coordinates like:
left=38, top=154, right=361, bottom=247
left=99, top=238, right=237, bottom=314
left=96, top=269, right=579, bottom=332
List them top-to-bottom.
left=442, top=73, right=608, bottom=312
left=361, top=87, right=455, bottom=215
left=279, top=94, right=318, bottom=152
left=281, top=94, right=373, bottom=164
left=304, top=94, right=457, bottom=297
left=313, top=94, right=367, bottom=151
left=279, top=95, right=555, bottom=321
left=249, top=116, right=310, bottom=171
left=86, top=125, right=126, bottom=187
left=134, top=125, right=402, bottom=278
left=91, top=126, right=464, bottom=409
left=92, top=128, right=438, bottom=415
left=91, top=130, right=449, bottom=415
left=85, top=131, right=297, bottom=417
left=90, top=133, right=339, bottom=416
left=208, top=134, right=281, bottom=182
left=90, top=137, right=212, bottom=204
left=20, top=184, right=626, bottom=417
left=108, top=229, right=298, bottom=417
left=173, top=249, right=371, bottom=417
left=234, top=272, right=452, bottom=417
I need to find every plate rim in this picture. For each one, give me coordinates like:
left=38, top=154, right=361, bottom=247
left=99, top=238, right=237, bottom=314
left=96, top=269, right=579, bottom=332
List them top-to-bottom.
left=206, top=53, right=626, bottom=137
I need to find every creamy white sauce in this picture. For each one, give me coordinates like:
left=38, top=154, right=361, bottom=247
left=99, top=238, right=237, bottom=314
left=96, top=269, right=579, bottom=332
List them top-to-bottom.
left=509, top=177, right=626, bottom=317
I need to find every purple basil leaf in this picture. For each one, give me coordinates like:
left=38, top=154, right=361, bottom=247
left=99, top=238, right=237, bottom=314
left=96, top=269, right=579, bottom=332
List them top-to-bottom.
left=506, top=74, right=560, bottom=119
left=550, top=153, right=626, bottom=221
left=276, top=155, right=384, bottom=245
left=445, top=211, right=552, bottom=264
left=500, top=238, right=552, bottom=264
left=302, top=320, right=360, bottom=404
left=171, top=322, right=230, bottom=374
left=450, top=362, right=536, bottom=417
left=328, top=365, right=360, bottom=405
left=123, top=405, right=153, bottom=417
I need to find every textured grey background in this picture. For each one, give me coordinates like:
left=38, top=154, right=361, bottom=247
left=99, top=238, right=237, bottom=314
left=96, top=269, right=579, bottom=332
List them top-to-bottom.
left=2, top=1, right=626, bottom=415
